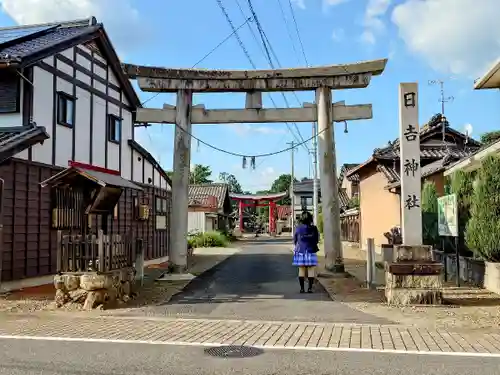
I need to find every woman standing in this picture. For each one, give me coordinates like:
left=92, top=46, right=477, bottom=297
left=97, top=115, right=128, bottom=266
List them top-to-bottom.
left=292, top=211, right=319, bottom=293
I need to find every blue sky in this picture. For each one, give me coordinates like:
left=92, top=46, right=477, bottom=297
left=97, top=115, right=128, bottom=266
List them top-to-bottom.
left=1, top=0, right=499, bottom=192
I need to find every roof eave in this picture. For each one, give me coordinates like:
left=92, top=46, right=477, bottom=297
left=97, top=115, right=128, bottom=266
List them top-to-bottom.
left=474, top=58, right=500, bottom=90
left=128, top=139, right=171, bottom=186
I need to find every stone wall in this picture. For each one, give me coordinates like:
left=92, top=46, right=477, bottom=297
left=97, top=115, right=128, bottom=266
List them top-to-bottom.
left=54, top=268, right=135, bottom=310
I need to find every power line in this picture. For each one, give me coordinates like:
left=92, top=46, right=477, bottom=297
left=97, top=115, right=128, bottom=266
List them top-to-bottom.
left=217, top=0, right=307, bottom=151
left=244, top=0, right=309, bottom=152
left=275, top=0, right=301, bottom=65
left=287, top=0, right=309, bottom=66
left=140, top=16, right=252, bottom=107
left=172, top=116, right=334, bottom=158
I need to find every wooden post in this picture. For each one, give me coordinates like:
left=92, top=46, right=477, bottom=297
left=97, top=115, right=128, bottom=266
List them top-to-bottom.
left=316, top=87, right=344, bottom=273
left=170, top=90, right=193, bottom=272
left=97, top=229, right=104, bottom=272
left=135, top=238, right=144, bottom=287
left=366, top=238, right=376, bottom=289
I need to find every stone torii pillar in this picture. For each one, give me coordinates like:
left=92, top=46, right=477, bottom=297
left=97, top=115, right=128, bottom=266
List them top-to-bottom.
left=123, top=59, right=388, bottom=272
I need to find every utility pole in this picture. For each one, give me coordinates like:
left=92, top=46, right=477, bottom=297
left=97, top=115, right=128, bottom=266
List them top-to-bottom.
left=312, top=122, right=319, bottom=225
left=287, top=141, right=295, bottom=231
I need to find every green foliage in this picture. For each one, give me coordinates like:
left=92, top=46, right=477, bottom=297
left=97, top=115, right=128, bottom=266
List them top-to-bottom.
left=480, top=130, right=500, bottom=145
left=465, top=155, right=500, bottom=262
left=165, top=165, right=213, bottom=184
left=448, top=169, right=475, bottom=253
left=219, top=172, right=242, bottom=193
left=270, top=174, right=298, bottom=205
left=421, top=181, right=439, bottom=247
left=347, top=195, right=359, bottom=209
left=317, top=212, right=323, bottom=234
left=187, top=231, right=229, bottom=248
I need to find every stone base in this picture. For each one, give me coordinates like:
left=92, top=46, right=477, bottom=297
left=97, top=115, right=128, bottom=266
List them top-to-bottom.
left=325, top=263, right=345, bottom=274
left=53, top=268, right=135, bottom=310
left=386, top=273, right=442, bottom=289
left=385, top=286, right=443, bottom=305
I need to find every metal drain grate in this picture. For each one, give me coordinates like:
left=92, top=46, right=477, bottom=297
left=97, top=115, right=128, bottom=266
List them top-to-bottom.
left=204, top=345, right=264, bottom=358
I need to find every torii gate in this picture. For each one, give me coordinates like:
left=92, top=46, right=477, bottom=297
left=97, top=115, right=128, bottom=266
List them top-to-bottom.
left=123, top=59, right=387, bottom=273
left=229, top=191, right=288, bottom=235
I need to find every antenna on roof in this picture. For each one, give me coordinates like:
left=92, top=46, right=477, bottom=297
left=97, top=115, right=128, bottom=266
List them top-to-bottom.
left=464, top=123, right=473, bottom=146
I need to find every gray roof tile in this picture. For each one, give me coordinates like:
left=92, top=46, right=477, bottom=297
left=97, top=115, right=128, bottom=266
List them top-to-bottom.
left=0, top=123, right=49, bottom=162
left=189, top=183, right=229, bottom=209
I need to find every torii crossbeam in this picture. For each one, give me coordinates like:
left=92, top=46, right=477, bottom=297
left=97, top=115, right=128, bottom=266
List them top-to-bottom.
left=123, top=59, right=388, bottom=273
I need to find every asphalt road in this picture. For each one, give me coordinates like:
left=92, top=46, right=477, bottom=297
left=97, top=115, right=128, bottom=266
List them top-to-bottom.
left=145, top=238, right=392, bottom=324
left=1, top=338, right=499, bottom=375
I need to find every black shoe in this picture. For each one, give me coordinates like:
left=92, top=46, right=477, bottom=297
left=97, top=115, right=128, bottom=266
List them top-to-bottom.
left=307, top=288, right=313, bottom=293
left=300, top=289, right=305, bottom=293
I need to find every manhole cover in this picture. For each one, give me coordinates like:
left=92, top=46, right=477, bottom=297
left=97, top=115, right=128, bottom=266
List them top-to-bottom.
left=204, top=345, right=264, bottom=358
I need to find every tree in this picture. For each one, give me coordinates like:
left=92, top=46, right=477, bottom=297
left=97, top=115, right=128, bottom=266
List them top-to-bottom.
left=480, top=130, right=500, bottom=145
left=465, top=155, right=500, bottom=262
left=165, top=164, right=213, bottom=184
left=449, top=169, right=475, bottom=254
left=218, top=172, right=243, bottom=193
left=270, top=174, right=298, bottom=205
left=421, top=181, right=439, bottom=247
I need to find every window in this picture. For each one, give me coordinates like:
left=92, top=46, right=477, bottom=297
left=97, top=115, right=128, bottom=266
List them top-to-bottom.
left=0, top=72, right=20, bottom=113
left=57, top=92, right=75, bottom=127
left=107, top=114, right=121, bottom=143
left=155, top=196, right=168, bottom=230
left=300, top=196, right=313, bottom=207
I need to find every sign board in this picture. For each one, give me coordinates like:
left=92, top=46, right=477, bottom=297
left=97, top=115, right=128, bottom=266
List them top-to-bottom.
left=399, top=82, right=422, bottom=245
left=438, top=194, right=458, bottom=237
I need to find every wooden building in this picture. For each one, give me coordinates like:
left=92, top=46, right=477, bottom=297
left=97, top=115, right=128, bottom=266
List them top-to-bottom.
left=0, top=17, right=171, bottom=289
left=346, top=114, right=481, bottom=252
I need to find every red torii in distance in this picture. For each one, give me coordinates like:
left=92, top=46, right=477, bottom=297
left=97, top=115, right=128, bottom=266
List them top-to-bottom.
left=230, top=191, right=289, bottom=234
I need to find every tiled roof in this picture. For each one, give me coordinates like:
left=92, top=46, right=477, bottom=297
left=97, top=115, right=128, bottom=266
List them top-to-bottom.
left=0, top=17, right=140, bottom=107
left=0, top=18, right=99, bottom=64
left=347, top=113, right=482, bottom=179
left=0, top=123, right=49, bottom=163
left=375, top=145, right=473, bottom=160
left=383, top=154, right=463, bottom=188
left=339, top=163, right=360, bottom=182
left=189, top=183, right=229, bottom=209
left=339, top=188, right=351, bottom=209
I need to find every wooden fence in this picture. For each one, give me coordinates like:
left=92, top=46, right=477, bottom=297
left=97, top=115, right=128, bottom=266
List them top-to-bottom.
left=340, top=211, right=360, bottom=243
left=57, top=229, right=137, bottom=273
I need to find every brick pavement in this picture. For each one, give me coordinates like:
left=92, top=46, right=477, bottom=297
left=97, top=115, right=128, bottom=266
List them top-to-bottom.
left=0, top=314, right=500, bottom=355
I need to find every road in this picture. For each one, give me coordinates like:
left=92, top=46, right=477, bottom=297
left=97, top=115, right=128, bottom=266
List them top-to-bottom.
left=143, top=238, right=392, bottom=324
left=1, top=338, right=499, bottom=375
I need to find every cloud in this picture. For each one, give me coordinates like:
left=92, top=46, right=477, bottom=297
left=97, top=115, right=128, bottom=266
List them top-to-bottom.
left=0, top=0, right=150, bottom=53
left=291, top=0, right=306, bottom=9
left=324, top=0, right=350, bottom=6
left=360, top=0, right=391, bottom=45
left=392, top=0, right=500, bottom=78
left=331, top=28, right=345, bottom=42
left=230, top=124, right=287, bottom=136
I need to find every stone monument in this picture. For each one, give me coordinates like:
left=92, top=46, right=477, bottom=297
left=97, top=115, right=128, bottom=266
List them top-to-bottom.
left=384, top=83, right=443, bottom=305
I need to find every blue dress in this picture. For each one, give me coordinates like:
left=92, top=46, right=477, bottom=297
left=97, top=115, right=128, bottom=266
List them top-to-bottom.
left=292, top=224, right=319, bottom=267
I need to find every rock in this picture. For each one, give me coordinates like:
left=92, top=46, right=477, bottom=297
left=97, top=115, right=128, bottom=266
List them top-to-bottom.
left=80, top=274, right=113, bottom=291
left=54, top=275, right=66, bottom=291
left=63, top=275, right=80, bottom=291
left=55, top=289, right=68, bottom=308
left=68, top=289, right=88, bottom=303
left=83, top=289, right=107, bottom=310
left=121, top=295, right=130, bottom=303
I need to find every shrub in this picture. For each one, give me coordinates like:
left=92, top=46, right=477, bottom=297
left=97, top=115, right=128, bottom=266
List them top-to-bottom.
left=465, top=155, right=500, bottom=262
left=449, top=169, right=475, bottom=254
left=421, top=181, right=439, bottom=247
left=317, top=211, right=323, bottom=234
left=188, top=231, right=229, bottom=248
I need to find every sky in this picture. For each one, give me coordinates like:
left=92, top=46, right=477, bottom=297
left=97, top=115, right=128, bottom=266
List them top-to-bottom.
left=1, top=0, right=499, bottom=192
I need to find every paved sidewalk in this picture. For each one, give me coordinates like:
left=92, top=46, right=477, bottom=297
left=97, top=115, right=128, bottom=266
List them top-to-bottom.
left=1, top=314, right=500, bottom=356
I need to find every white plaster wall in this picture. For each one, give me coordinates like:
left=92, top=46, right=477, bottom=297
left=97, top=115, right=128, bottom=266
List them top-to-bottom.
left=30, top=66, right=54, bottom=164
left=74, top=86, right=91, bottom=164
left=92, top=95, right=106, bottom=168
left=107, top=103, right=120, bottom=171
left=121, top=110, right=133, bottom=180
left=132, top=149, right=143, bottom=183
left=143, top=160, right=153, bottom=185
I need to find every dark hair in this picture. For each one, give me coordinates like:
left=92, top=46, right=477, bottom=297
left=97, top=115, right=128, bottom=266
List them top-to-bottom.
left=299, top=211, right=313, bottom=226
